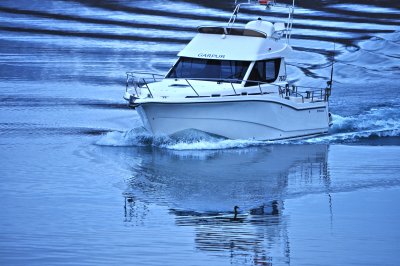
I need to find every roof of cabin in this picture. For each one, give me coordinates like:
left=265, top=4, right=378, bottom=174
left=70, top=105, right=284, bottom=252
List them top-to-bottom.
left=178, top=28, right=292, bottom=61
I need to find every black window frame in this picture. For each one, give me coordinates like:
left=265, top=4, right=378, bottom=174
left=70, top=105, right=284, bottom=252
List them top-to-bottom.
left=166, top=57, right=251, bottom=83
left=245, top=58, right=281, bottom=87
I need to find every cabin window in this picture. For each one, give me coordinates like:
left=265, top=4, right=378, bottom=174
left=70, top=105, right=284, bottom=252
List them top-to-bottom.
left=167, top=57, right=250, bottom=82
left=246, top=58, right=281, bottom=86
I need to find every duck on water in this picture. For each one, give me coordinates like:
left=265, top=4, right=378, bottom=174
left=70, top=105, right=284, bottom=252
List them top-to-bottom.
left=123, top=0, right=333, bottom=141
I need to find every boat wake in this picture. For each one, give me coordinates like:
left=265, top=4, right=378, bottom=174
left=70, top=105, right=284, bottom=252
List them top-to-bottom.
left=96, top=106, right=400, bottom=149
left=302, top=106, right=400, bottom=144
left=96, top=127, right=263, bottom=150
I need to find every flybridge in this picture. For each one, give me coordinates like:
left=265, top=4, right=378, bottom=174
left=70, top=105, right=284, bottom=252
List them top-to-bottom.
left=178, top=0, right=294, bottom=61
left=230, top=0, right=295, bottom=43
left=197, top=26, right=267, bottom=38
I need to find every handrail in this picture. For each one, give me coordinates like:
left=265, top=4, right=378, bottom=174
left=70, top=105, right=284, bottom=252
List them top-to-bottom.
left=227, top=4, right=241, bottom=30
left=125, top=72, right=330, bottom=102
left=125, top=72, right=164, bottom=95
left=142, top=78, right=154, bottom=98
left=185, top=79, right=199, bottom=96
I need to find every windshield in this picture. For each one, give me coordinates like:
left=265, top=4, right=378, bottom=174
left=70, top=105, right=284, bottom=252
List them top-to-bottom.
left=166, top=57, right=250, bottom=82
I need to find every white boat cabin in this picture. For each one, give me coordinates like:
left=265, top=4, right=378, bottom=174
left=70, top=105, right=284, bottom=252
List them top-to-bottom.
left=161, top=19, right=291, bottom=96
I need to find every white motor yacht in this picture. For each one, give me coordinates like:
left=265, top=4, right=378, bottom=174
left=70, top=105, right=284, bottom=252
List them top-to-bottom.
left=123, top=0, right=332, bottom=141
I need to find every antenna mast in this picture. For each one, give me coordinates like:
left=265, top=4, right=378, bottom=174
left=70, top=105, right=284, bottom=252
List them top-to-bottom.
left=326, top=42, right=335, bottom=100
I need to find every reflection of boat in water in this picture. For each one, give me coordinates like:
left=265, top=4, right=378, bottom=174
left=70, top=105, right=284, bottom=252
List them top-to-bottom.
left=123, top=0, right=332, bottom=140
left=122, top=144, right=330, bottom=265
left=125, top=144, right=329, bottom=213
left=171, top=209, right=290, bottom=265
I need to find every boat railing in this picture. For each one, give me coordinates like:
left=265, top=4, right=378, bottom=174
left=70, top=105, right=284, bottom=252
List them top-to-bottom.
left=126, top=72, right=331, bottom=102
left=126, top=72, right=164, bottom=97
left=273, top=84, right=331, bottom=102
left=289, top=84, right=332, bottom=102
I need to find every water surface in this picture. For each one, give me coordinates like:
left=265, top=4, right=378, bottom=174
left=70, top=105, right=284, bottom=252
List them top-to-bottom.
left=1, top=0, right=400, bottom=265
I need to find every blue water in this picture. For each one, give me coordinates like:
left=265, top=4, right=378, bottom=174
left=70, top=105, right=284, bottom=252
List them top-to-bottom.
left=1, top=0, right=400, bottom=265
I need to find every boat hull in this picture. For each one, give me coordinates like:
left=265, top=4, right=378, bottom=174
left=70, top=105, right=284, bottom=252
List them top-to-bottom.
left=136, top=97, right=329, bottom=140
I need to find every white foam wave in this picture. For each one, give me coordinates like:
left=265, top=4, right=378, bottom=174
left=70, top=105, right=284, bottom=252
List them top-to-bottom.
left=303, top=107, right=400, bottom=144
left=331, top=107, right=400, bottom=133
left=95, top=127, right=156, bottom=147
left=96, top=127, right=263, bottom=150
left=303, top=129, right=400, bottom=144
left=166, top=139, right=263, bottom=150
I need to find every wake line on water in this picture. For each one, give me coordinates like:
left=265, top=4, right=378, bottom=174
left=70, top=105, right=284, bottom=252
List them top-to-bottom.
left=0, top=6, right=193, bottom=32
left=0, top=25, right=188, bottom=44
left=96, top=107, right=400, bottom=150
left=301, top=107, right=400, bottom=144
